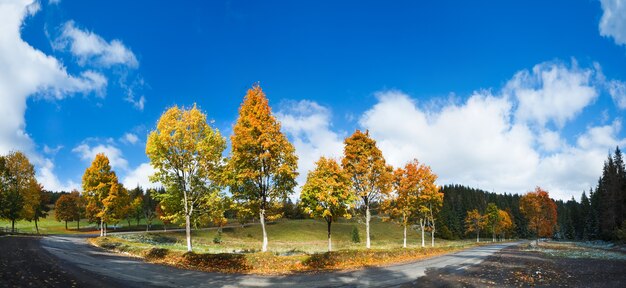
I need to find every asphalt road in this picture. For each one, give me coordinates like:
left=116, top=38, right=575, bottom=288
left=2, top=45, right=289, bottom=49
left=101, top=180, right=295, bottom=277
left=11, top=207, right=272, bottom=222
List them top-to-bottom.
left=39, top=235, right=521, bottom=287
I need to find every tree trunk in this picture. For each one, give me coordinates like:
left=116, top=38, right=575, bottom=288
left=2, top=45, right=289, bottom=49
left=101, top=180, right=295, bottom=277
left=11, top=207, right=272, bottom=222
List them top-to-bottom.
left=365, top=206, right=371, bottom=249
left=260, top=209, right=268, bottom=252
left=185, top=214, right=192, bottom=252
left=77, top=218, right=80, bottom=230
left=327, top=218, right=332, bottom=252
left=11, top=219, right=15, bottom=233
left=35, top=219, right=39, bottom=234
left=100, top=219, right=104, bottom=237
left=420, top=219, right=425, bottom=247
left=65, top=220, right=68, bottom=230
left=104, top=223, right=107, bottom=237
left=403, top=224, right=407, bottom=248
left=431, top=225, right=435, bottom=247
left=536, top=225, right=539, bottom=246
left=492, top=228, right=496, bottom=242
left=477, top=229, right=480, bottom=242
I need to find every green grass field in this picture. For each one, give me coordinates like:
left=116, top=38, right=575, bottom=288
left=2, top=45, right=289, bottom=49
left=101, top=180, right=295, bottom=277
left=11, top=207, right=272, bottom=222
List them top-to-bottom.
left=0, top=208, right=166, bottom=235
left=92, top=217, right=487, bottom=274
left=114, top=217, right=476, bottom=254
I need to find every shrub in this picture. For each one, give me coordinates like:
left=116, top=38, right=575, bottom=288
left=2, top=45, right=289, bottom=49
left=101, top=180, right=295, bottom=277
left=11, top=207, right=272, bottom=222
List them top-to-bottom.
left=351, top=226, right=360, bottom=243
left=213, top=232, right=223, bottom=244
left=145, top=248, right=169, bottom=259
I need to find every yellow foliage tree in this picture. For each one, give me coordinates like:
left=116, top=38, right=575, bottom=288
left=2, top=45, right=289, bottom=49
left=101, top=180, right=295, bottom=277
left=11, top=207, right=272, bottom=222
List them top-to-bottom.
left=228, top=85, right=298, bottom=252
left=146, top=104, right=226, bottom=252
left=342, top=130, right=392, bottom=249
left=0, top=151, right=40, bottom=233
left=82, top=153, right=119, bottom=236
left=300, top=157, right=355, bottom=252
left=465, top=209, right=486, bottom=242
left=495, top=209, right=514, bottom=241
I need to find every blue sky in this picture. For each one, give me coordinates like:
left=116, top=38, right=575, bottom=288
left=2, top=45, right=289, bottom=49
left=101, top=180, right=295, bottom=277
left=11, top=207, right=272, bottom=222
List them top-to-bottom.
left=1, top=0, right=625, bottom=200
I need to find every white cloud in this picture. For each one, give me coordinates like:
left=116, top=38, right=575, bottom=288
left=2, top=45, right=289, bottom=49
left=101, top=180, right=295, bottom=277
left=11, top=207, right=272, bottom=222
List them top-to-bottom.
left=0, top=0, right=108, bottom=191
left=599, top=0, right=626, bottom=46
left=54, top=20, right=138, bottom=68
left=358, top=61, right=626, bottom=200
left=506, top=61, right=597, bottom=128
left=607, top=79, right=626, bottom=109
left=361, top=91, right=539, bottom=193
left=276, top=100, right=345, bottom=195
left=122, top=133, right=139, bottom=145
left=72, top=143, right=129, bottom=171
left=43, top=144, right=63, bottom=155
left=38, top=158, right=80, bottom=192
left=122, top=162, right=160, bottom=189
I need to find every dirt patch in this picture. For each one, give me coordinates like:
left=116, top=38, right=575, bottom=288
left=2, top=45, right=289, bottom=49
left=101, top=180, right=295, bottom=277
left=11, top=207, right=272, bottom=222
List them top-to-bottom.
left=0, top=236, right=126, bottom=288
left=408, top=242, right=626, bottom=287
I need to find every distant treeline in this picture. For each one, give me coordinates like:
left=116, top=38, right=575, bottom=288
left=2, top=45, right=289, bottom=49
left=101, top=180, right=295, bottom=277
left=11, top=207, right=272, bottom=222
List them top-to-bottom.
left=555, top=147, right=626, bottom=241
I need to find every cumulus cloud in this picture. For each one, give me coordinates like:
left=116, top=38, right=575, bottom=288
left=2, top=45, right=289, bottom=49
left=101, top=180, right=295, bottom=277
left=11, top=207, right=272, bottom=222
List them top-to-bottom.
left=0, top=0, right=107, bottom=191
left=599, top=0, right=626, bottom=46
left=53, top=20, right=138, bottom=68
left=506, top=61, right=597, bottom=128
left=358, top=62, right=626, bottom=200
left=607, top=79, right=626, bottom=109
left=276, top=100, right=345, bottom=193
left=122, top=133, right=139, bottom=145
left=72, top=143, right=129, bottom=171
left=122, top=162, right=160, bottom=189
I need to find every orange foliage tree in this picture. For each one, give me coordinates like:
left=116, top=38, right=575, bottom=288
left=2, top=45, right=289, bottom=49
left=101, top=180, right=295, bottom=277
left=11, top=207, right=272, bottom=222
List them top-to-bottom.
left=228, top=84, right=298, bottom=252
left=342, top=130, right=392, bottom=249
left=520, top=187, right=557, bottom=245
left=465, top=209, right=486, bottom=242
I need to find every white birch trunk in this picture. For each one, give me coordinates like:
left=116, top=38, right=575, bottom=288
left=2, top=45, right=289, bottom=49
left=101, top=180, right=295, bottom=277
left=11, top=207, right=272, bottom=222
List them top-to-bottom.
left=365, top=206, right=371, bottom=249
left=260, top=209, right=268, bottom=252
left=185, top=214, right=192, bottom=252
left=420, top=219, right=425, bottom=247
left=403, top=224, right=407, bottom=248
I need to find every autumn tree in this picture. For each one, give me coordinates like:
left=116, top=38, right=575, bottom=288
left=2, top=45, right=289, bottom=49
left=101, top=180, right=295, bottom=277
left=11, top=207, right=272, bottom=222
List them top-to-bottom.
left=228, top=85, right=298, bottom=252
left=146, top=104, right=226, bottom=252
left=342, top=130, right=392, bottom=249
left=0, top=151, right=40, bottom=233
left=82, top=153, right=120, bottom=236
left=300, top=157, right=355, bottom=252
left=382, top=159, right=436, bottom=248
left=418, top=166, right=442, bottom=247
left=102, top=182, right=131, bottom=229
left=30, top=184, right=50, bottom=234
left=520, top=187, right=557, bottom=245
left=143, top=188, right=158, bottom=231
left=195, top=190, right=230, bottom=231
left=55, top=193, right=78, bottom=230
left=129, top=196, right=143, bottom=227
left=485, top=203, right=501, bottom=242
left=465, top=209, right=486, bottom=242
left=495, top=209, right=514, bottom=241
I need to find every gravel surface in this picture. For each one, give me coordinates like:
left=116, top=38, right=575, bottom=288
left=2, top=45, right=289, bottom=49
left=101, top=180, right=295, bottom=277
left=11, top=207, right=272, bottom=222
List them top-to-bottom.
left=0, top=235, right=126, bottom=288
left=407, top=242, right=626, bottom=287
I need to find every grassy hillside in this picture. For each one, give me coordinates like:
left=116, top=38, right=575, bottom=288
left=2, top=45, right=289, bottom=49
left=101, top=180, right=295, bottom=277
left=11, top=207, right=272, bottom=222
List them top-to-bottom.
left=114, top=217, right=475, bottom=254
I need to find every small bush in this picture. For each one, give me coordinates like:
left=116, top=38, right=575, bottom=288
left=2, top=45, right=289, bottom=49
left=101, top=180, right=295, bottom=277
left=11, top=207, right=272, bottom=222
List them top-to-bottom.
left=351, top=226, right=360, bottom=243
left=213, top=232, right=223, bottom=244
left=145, top=248, right=169, bottom=259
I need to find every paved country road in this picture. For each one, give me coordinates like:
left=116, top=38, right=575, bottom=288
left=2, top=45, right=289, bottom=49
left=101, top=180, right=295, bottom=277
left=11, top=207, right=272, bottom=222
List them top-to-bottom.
left=37, top=235, right=522, bottom=287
